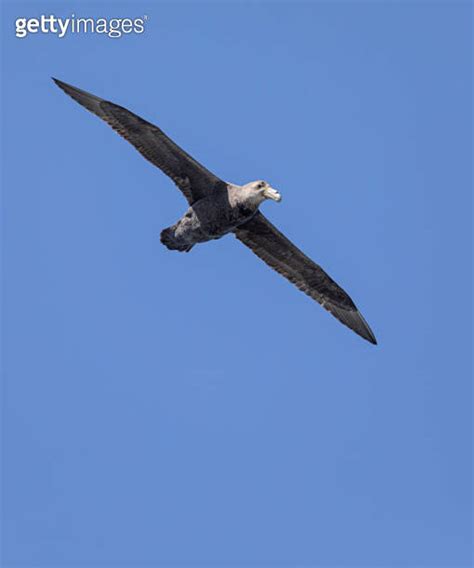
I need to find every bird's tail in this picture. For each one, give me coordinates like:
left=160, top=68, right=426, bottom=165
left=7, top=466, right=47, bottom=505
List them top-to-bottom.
left=160, top=227, right=193, bottom=252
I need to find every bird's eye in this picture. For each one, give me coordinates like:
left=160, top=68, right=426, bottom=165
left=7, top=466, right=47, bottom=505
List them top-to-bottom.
left=258, top=182, right=265, bottom=189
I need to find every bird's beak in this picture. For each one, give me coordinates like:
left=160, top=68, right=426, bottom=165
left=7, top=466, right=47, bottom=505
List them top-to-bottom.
left=263, top=187, right=282, bottom=202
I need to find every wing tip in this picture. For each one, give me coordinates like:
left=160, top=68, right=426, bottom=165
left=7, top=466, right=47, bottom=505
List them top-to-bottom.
left=52, top=76, right=79, bottom=98
left=52, top=77, right=106, bottom=117
left=52, top=77, right=70, bottom=92
left=327, top=303, right=377, bottom=345
left=354, top=309, right=377, bottom=345
left=364, top=330, right=378, bottom=345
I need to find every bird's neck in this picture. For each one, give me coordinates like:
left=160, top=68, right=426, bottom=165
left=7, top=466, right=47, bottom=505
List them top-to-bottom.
left=232, top=186, right=265, bottom=210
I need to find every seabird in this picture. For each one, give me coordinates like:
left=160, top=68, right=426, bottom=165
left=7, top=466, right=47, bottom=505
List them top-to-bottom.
left=53, top=78, right=377, bottom=344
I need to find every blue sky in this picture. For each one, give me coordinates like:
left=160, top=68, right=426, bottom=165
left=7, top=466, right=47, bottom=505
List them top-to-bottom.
left=1, top=1, right=472, bottom=566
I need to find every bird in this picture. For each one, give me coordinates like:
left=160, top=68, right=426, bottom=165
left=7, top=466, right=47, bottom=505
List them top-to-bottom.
left=53, top=78, right=377, bottom=344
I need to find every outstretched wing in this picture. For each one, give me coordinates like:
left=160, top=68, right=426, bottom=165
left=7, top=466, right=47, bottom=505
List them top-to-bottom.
left=53, top=78, right=225, bottom=205
left=235, top=212, right=377, bottom=344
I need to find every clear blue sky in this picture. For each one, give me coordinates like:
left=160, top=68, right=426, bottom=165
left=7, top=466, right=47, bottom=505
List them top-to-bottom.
left=2, top=1, right=472, bottom=566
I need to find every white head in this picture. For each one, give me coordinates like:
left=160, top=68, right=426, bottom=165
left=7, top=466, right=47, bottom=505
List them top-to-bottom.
left=242, top=180, right=282, bottom=205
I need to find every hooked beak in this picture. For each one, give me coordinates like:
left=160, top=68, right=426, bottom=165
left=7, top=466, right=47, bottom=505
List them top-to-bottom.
left=263, top=186, right=282, bottom=202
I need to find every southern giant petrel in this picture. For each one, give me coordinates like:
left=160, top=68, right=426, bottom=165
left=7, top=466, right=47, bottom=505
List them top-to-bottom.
left=53, top=78, right=377, bottom=344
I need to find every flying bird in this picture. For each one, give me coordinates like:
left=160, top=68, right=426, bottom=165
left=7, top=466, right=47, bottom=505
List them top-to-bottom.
left=53, top=78, right=377, bottom=344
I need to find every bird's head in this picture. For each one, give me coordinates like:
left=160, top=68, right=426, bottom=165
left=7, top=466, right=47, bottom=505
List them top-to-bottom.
left=244, top=180, right=282, bottom=204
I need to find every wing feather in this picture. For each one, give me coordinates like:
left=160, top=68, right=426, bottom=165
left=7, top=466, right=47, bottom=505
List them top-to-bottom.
left=53, top=78, right=224, bottom=204
left=235, top=212, right=377, bottom=344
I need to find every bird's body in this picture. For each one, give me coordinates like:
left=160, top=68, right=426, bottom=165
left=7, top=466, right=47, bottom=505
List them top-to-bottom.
left=53, top=78, right=377, bottom=344
left=161, top=184, right=271, bottom=251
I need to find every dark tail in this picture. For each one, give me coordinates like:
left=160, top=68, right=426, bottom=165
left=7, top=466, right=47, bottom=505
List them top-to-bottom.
left=160, top=227, right=193, bottom=252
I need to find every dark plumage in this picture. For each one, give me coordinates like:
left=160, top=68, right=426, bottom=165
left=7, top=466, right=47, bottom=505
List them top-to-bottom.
left=53, top=78, right=377, bottom=344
